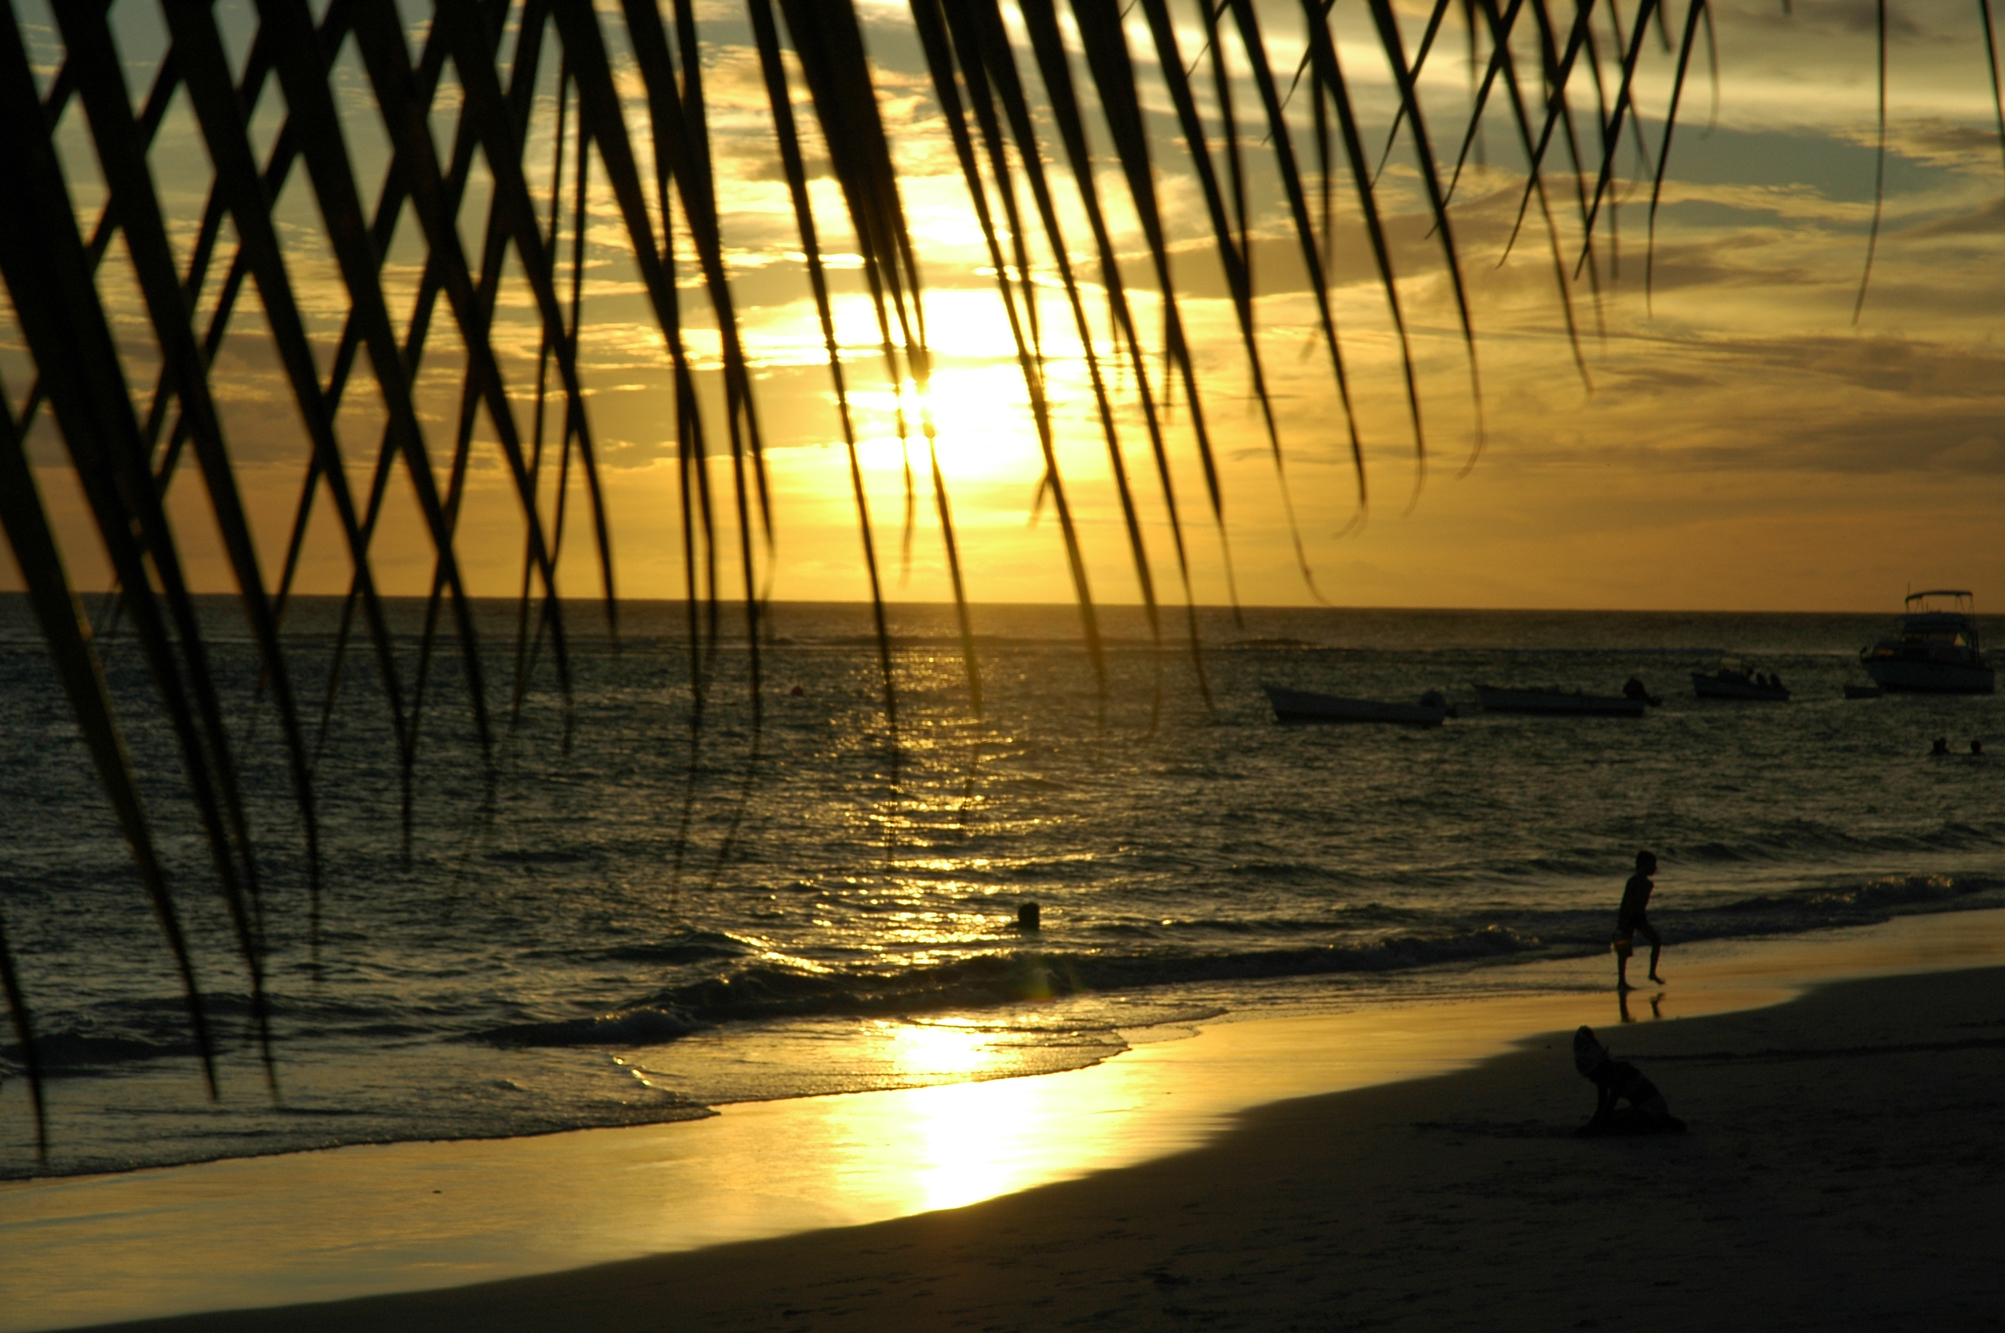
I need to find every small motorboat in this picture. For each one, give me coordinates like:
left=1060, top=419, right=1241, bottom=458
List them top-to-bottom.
left=1860, top=590, right=1994, bottom=693
left=1693, top=658, right=1790, bottom=701
left=1473, top=684, right=1647, bottom=717
left=1844, top=684, right=1884, bottom=699
left=1263, top=685, right=1452, bottom=727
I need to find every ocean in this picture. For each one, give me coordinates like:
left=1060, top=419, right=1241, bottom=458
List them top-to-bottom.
left=0, top=597, right=1998, bottom=1178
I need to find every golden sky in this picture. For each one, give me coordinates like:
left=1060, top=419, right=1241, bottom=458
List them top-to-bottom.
left=5, top=0, right=2002, bottom=613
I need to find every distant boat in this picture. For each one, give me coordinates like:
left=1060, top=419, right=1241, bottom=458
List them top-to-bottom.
left=1860, top=590, right=1995, bottom=694
left=1693, top=658, right=1791, bottom=701
left=1474, top=684, right=1648, bottom=717
left=1844, top=684, right=1883, bottom=699
left=1263, top=685, right=1451, bottom=727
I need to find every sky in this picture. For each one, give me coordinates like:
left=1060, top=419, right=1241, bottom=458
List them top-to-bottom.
left=4, top=0, right=2002, bottom=614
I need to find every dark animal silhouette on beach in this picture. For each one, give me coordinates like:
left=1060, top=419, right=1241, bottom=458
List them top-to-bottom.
left=1573, top=1026, right=1686, bottom=1136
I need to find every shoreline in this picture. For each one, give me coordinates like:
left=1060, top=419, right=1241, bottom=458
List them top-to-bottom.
left=6, top=907, right=2005, bottom=1331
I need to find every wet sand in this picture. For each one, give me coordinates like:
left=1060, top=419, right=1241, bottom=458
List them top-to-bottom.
left=10, top=912, right=2005, bottom=1330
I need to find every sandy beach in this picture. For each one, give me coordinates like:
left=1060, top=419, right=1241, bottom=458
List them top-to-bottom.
left=6, top=0, right=2000, bottom=1323
left=2, top=910, right=1999, bottom=1331
left=113, top=965, right=2005, bottom=1331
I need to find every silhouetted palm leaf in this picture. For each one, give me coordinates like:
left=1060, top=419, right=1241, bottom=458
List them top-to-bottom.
left=4, top=0, right=2001, bottom=1158
left=748, top=0, right=900, bottom=734
left=773, top=0, right=985, bottom=717
left=919, top=0, right=1140, bottom=716
left=1224, top=0, right=1372, bottom=519
left=1296, top=0, right=1434, bottom=495
left=1360, top=0, right=1486, bottom=472
left=1372, top=0, right=1456, bottom=186
left=1471, top=0, right=1592, bottom=386
left=1512, top=0, right=1607, bottom=333
left=1647, top=0, right=1709, bottom=309
left=1854, top=0, right=1887, bottom=323
left=1986, top=0, right=2005, bottom=192
left=1141, top=1, right=1310, bottom=596
left=58, top=4, right=326, bottom=975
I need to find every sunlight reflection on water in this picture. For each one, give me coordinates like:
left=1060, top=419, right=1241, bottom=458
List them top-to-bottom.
left=3, top=604, right=2000, bottom=1180
left=10, top=911, right=2005, bottom=1332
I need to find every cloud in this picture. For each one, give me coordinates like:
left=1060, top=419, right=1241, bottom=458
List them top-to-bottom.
left=12, top=1, right=2001, bottom=612
left=1899, top=196, right=2005, bottom=238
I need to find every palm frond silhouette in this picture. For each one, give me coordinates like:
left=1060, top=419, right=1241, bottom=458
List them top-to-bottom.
left=1, top=0, right=1997, bottom=1157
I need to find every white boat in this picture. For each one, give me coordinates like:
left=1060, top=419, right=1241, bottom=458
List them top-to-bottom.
left=1860, top=591, right=1994, bottom=694
left=1692, top=658, right=1790, bottom=701
left=1473, top=684, right=1647, bottom=717
left=1263, top=685, right=1450, bottom=727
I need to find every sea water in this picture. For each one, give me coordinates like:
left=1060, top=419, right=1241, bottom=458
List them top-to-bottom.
left=0, top=597, right=1998, bottom=1178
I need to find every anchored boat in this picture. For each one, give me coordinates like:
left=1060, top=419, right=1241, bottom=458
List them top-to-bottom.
left=1860, top=591, right=1994, bottom=694
left=1692, top=658, right=1791, bottom=701
left=1472, top=684, right=1647, bottom=717
left=1262, top=685, right=1452, bottom=727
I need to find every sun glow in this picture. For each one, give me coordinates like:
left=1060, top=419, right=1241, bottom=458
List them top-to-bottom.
left=810, top=276, right=1150, bottom=495
left=846, top=365, right=1051, bottom=490
left=887, top=1020, right=994, bottom=1078
left=866, top=1021, right=1079, bottom=1211
left=897, top=1075, right=1052, bottom=1211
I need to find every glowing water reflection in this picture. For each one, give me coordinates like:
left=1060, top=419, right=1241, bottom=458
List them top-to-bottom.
left=8, top=910, right=2005, bottom=1331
